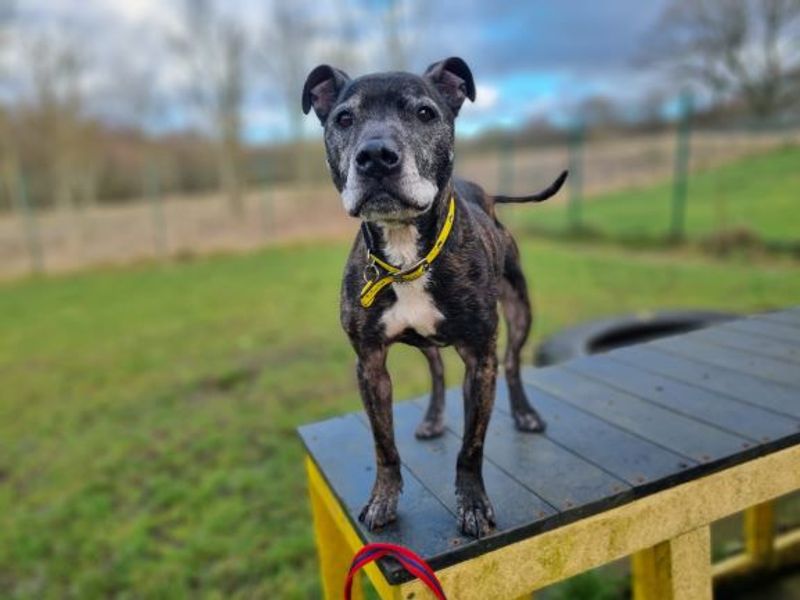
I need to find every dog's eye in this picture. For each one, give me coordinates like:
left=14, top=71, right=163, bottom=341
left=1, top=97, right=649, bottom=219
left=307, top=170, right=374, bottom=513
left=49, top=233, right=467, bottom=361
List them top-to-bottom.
left=417, top=106, right=436, bottom=123
left=335, top=111, right=354, bottom=129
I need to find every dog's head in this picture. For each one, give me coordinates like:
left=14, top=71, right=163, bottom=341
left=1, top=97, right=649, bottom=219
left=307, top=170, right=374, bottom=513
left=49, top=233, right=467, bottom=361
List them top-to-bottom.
left=302, top=58, right=475, bottom=223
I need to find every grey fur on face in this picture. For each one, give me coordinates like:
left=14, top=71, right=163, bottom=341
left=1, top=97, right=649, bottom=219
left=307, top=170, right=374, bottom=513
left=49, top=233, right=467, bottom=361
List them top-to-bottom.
left=316, top=75, right=455, bottom=223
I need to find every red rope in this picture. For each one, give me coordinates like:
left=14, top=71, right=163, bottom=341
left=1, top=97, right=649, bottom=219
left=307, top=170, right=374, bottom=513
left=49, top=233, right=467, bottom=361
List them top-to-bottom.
left=344, top=542, right=447, bottom=600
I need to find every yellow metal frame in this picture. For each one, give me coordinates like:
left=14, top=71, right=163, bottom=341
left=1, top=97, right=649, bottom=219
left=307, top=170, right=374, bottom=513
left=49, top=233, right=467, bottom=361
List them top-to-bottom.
left=307, top=444, right=800, bottom=600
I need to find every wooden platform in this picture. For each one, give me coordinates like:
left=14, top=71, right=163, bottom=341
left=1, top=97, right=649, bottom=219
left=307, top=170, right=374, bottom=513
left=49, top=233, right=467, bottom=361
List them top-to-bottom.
left=298, top=308, right=800, bottom=598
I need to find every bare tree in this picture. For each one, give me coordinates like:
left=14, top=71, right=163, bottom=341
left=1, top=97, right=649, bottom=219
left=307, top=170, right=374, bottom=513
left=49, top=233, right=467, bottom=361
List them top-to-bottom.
left=0, top=0, right=17, bottom=210
left=0, top=0, right=12, bottom=49
left=170, top=0, right=248, bottom=217
left=329, top=0, right=364, bottom=74
left=355, top=0, right=432, bottom=71
left=382, top=0, right=407, bottom=70
left=643, top=0, right=800, bottom=117
left=264, top=1, right=366, bottom=140
left=258, top=2, right=322, bottom=183
left=267, top=3, right=313, bottom=143
left=217, top=21, right=245, bottom=214
left=11, top=27, right=99, bottom=256
left=28, top=35, right=85, bottom=214
left=639, top=88, right=670, bottom=128
left=579, top=95, right=621, bottom=128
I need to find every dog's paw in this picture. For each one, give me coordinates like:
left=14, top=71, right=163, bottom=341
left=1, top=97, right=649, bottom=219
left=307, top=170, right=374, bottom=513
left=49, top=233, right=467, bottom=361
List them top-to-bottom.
left=513, top=410, right=546, bottom=433
left=414, top=416, right=445, bottom=439
left=456, top=488, right=496, bottom=538
left=359, top=491, right=399, bottom=531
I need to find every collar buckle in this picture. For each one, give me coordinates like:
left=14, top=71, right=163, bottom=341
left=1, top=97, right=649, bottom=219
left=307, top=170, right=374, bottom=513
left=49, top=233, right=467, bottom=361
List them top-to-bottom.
left=363, top=261, right=380, bottom=284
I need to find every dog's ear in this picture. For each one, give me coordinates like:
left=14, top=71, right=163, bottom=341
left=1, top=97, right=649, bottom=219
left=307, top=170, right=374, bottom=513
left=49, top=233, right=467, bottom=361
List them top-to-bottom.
left=423, top=57, right=476, bottom=116
left=302, top=65, right=351, bottom=123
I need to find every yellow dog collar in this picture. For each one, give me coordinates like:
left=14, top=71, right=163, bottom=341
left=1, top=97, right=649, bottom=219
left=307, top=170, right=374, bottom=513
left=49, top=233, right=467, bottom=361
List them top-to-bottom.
left=359, top=195, right=456, bottom=308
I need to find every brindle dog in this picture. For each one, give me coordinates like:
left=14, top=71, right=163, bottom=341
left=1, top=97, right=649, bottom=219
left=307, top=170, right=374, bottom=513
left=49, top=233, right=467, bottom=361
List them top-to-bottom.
left=302, top=57, right=567, bottom=537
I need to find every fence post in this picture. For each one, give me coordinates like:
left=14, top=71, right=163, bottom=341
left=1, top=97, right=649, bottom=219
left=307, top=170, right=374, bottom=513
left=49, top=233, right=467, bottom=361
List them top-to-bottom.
left=670, top=90, right=693, bottom=241
left=568, top=122, right=585, bottom=232
left=496, top=135, right=517, bottom=224
left=497, top=135, right=515, bottom=196
left=260, top=157, right=274, bottom=238
left=145, top=161, right=168, bottom=258
left=12, top=173, right=44, bottom=274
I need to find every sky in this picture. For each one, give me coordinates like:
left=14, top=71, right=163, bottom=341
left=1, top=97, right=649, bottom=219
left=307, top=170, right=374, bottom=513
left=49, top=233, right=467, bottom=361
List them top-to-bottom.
left=4, top=0, right=674, bottom=143
left=421, top=1, right=672, bottom=134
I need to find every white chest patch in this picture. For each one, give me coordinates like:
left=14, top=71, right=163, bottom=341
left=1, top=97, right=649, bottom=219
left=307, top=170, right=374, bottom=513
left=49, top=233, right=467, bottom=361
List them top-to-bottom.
left=378, top=224, right=444, bottom=339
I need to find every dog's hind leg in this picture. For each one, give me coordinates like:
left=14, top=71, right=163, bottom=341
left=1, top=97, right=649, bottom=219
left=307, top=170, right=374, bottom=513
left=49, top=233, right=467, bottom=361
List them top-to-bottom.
left=500, top=240, right=546, bottom=432
left=415, top=346, right=446, bottom=439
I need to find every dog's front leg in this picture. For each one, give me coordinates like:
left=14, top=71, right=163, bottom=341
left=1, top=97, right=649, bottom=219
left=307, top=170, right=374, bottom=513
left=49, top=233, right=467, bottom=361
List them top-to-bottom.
left=455, top=340, right=498, bottom=537
left=356, top=345, right=402, bottom=530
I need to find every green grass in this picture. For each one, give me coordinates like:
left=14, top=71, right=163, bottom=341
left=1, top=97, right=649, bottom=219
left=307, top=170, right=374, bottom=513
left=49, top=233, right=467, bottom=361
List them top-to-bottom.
left=522, top=144, right=800, bottom=244
left=1, top=232, right=799, bottom=596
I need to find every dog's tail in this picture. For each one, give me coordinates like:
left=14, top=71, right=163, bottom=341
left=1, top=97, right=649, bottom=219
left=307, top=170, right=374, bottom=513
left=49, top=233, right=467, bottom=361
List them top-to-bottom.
left=493, top=170, right=568, bottom=204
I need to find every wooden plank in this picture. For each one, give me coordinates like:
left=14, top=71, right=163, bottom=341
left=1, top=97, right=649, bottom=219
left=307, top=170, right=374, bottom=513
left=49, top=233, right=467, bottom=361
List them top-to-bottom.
left=756, top=310, right=800, bottom=328
left=726, top=317, right=800, bottom=347
left=697, top=325, right=800, bottom=364
left=653, top=335, right=800, bottom=387
left=610, top=345, right=800, bottom=420
left=564, top=355, right=797, bottom=443
left=522, top=366, right=749, bottom=463
left=495, top=383, right=694, bottom=488
left=431, top=388, right=631, bottom=513
left=356, top=402, right=560, bottom=536
left=481, top=407, right=631, bottom=515
left=299, top=413, right=469, bottom=583
left=398, top=444, right=800, bottom=600
left=632, top=526, right=712, bottom=600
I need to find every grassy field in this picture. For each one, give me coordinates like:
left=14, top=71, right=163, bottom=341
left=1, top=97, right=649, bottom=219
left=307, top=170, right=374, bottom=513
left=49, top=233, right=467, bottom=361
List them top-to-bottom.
left=518, top=144, right=800, bottom=246
left=1, top=218, right=799, bottom=598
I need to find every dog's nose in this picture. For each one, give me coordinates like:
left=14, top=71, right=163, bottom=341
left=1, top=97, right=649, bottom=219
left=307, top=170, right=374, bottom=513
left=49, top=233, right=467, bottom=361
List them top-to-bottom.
left=355, top=139, right=401, bottom=177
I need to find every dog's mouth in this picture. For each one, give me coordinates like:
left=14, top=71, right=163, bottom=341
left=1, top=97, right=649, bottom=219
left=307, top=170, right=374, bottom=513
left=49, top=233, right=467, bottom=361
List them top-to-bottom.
left=349, top=184, right=428, bottom=221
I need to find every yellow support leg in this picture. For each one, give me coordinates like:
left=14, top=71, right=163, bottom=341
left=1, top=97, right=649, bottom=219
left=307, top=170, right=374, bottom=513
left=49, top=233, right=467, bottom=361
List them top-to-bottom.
left=306, top=456, right=401, bottom=600
left=307, top=458, right=365, bottom=600
left=744, top=501, right=775, bottom=568
left=632, top=526, right=712, bottom=600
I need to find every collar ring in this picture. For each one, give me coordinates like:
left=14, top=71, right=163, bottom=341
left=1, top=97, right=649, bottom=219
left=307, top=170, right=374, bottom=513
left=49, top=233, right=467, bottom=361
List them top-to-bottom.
left=363, top=262, right=380, bottom=284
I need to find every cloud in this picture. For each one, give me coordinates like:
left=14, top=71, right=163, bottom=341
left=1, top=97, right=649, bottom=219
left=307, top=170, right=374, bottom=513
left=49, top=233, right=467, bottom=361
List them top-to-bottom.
left=3, top=0, right=677, bottom=142
left=105, top=0, right=166, bottom=25
left=473, top=84, right=499, bottom=110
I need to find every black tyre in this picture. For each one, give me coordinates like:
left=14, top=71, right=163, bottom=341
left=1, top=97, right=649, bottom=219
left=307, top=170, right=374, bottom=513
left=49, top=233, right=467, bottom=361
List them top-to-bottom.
left=534, top=310, right=737, bottom=367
